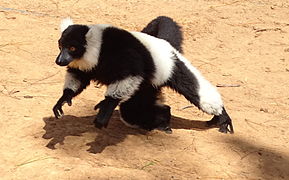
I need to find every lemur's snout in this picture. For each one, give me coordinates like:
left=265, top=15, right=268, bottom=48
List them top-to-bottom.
left=55, top=48, right=73, bottom=66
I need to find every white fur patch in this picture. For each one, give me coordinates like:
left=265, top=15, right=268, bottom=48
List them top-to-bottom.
left=60, top=17, right=73, bottom=32
left=68, top=24, right=110, bottom=71
left=130, top=32, right=175, bottom=86
left=174, top=51, right=224, bottom=115
left=63, top=72, right=81, bottom=92
left=105, top=76, right=143, bottom=102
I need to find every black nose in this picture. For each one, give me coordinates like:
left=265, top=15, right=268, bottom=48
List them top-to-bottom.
left=55, top=49, right=73, bottom=66
left=55, top=58, right=70, bottom=66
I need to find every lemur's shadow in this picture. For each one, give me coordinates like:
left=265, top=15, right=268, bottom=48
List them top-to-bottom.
left=42, top=110, right=212, bottom=153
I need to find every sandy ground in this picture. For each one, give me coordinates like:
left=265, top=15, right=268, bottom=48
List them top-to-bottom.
left=0, top=0, right=289, bottom=179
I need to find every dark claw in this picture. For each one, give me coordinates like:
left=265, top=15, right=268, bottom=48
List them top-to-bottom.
left=67, top=99, right=72, bottom=106
left=94, top=104, right=100, bottom=110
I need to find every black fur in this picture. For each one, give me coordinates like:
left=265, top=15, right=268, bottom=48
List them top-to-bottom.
left=141, top=16, right=183, bottom=53
left=59, top=25, right=89, bottom=50
left=92, top=27, right=155, bottom=84
left=166, top=54, right=200, bottom=107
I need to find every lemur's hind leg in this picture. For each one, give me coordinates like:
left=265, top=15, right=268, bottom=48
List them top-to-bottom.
left=167, top=52, right=234, bottom=133
left=119, top=83, right=171, bottom=132
left=119, top=101, right=172, bottom=133
left=154, top=104, right=172, bottom=134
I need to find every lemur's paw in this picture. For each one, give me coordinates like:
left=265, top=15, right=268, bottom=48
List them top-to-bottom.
left=53, top=89, right=73, bottom=119
left=53, top=100, right=72, bottom=119
left=53, top=104, right=64, bottom=119
left=93, top=112, right=110, bottom=129
left=206, top=112, right=234, bottom=134
left=93, top=115, right=110, bottom=129
left=93, top=120, right=107, bottom=129
left=218, top=122, right=234, bottom=134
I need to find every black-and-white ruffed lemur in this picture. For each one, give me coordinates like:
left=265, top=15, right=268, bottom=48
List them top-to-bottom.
left=53, top=16, right=234, bottom=134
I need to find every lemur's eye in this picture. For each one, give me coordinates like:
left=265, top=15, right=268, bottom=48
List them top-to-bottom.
left=69, top=47, right=76, bottom=52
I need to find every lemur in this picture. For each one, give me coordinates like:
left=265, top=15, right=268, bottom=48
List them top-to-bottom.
left=53, top=17, right=234, bottom=134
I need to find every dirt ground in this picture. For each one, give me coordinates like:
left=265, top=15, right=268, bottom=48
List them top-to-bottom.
left=0, top=0, right=288, bottom=179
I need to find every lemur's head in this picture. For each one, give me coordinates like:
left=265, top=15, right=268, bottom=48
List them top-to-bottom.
left=56, top=18, right=89, bottom=66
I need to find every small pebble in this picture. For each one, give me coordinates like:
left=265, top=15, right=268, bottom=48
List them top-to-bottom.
left=24, top=95, right=33, bottom=99
left=260, top=108, right=269, bottom=113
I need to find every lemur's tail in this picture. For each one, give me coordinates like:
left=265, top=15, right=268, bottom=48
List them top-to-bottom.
left=141, top=16, right=183, bottom=53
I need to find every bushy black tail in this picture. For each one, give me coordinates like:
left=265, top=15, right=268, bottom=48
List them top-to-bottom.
left=141, top=16, right=183, bottom=53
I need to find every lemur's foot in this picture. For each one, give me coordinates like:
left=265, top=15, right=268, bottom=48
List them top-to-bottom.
left=53, top=89, right=73, bottom=119
left=94, top=97, right=120, bottom=129
left=93, top=102, right=111, bottom=129
left=155, top=105, right=172, bottom=134
left=206, top=108, right=234, bottom=134
left=93, top=119, right=108, bottom=129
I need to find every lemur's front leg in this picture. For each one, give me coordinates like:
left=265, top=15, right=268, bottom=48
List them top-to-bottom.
left=53, top=69, right=90, bottom=118
left=94, top=76, right=143, bottom=129
left=53, top=88, right=74, bottom=118
left=94, top=97, right=120, bottom=128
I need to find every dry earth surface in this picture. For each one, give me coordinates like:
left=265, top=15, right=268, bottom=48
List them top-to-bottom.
left=0, top=0, right=289, bottom=179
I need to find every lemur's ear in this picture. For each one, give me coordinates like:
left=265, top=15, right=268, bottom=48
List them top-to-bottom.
left=60, top=17, right=73, bottom=33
